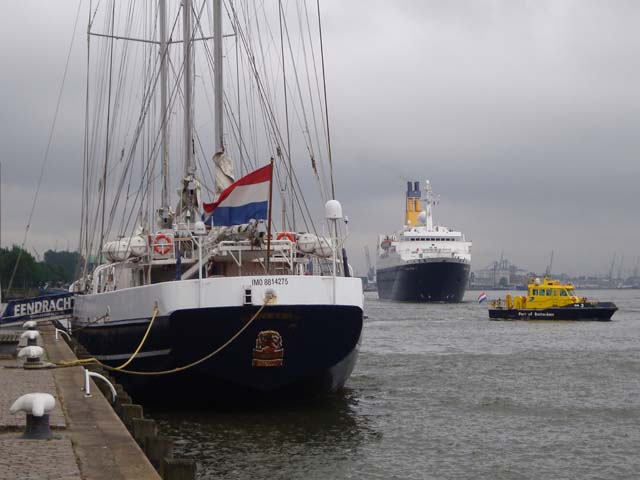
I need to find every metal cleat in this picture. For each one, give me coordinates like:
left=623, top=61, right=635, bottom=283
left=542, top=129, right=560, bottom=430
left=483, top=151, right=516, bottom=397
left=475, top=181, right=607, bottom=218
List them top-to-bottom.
left=23, top=320, right=38, bottom=331
left=20, top=330, right=41, bottom=347
left=18, top=346, right=44, bottom=369
left=10, top=393, right=56, bottom=439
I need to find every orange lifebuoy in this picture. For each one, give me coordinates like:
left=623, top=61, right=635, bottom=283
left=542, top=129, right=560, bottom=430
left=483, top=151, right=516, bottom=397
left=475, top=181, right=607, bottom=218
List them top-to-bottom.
left=276, top=232, right=296, bottom=243
left=153, top=233, right=172, bottom=255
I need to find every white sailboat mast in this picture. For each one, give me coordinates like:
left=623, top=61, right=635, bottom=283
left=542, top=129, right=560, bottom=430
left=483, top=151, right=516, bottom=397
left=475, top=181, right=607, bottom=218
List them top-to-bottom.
left=159, top=0, right=170, bottom=213
left=183, top=0, right=194, bottom=176
left=213, top=0, right=223, bottom=155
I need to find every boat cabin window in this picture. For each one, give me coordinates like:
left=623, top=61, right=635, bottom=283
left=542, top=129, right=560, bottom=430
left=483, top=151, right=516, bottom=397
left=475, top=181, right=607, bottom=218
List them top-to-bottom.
left=532, top=289, right=538, bottom=295
left=546, top=289, right=552, bottom=296
left=539, top=290, right=545, bottom=296
left=560, top=290, right=568, bottom=296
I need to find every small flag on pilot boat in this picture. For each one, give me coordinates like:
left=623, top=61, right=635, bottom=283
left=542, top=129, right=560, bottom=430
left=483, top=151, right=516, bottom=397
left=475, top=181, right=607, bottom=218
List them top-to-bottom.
left=202, top=163, right=273, bottom=226
left=478, top=292, right=487, bottom=304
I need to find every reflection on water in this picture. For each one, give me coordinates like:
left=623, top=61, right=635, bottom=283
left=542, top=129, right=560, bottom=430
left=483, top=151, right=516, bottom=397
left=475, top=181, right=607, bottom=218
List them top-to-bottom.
left=151, top=289, right=640, bottom=479
left=151, top=392, right=376, bottom=480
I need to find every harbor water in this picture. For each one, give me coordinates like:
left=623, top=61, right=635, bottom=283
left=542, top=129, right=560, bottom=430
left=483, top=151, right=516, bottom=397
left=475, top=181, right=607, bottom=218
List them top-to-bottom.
left=152, top=289, right=640, bottom=479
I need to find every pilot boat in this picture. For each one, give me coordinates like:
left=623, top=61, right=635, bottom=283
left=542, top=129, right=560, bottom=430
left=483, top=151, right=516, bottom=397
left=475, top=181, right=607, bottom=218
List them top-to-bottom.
left=488, top=277, right=617, bottom=321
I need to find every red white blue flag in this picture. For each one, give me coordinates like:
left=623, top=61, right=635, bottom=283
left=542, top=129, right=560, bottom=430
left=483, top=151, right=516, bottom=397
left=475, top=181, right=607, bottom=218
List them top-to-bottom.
left=202, top=163, right=272, bottom=226
left=478, top=292, right=487, bottom=304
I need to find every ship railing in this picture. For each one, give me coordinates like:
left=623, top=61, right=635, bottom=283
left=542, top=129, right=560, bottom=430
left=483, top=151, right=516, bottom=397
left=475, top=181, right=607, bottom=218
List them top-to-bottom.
left=149, top=236, right=199, bottom=265
left=214, top=240, right=298, bottom=274
left=404, top=248, right=469, bottom=261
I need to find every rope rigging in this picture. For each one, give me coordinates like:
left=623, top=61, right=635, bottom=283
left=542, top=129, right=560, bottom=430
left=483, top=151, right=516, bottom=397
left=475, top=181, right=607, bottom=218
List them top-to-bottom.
left=77, top=0, right=341, bottom=276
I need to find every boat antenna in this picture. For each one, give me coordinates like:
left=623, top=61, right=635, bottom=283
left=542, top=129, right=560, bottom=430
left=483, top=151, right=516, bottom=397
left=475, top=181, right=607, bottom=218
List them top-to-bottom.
left=544, top=250, right=554, bottom=277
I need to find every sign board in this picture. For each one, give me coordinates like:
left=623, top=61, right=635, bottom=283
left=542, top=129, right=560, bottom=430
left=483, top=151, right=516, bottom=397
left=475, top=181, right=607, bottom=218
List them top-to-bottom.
left=1, top=292, right=75, bottom=324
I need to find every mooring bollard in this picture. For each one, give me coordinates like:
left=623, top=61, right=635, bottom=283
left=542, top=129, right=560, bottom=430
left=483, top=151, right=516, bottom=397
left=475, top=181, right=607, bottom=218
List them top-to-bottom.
left=23, top=320, right=38, bottom=331
left=20, top=330, right=41, bottom=347
left=17, top=346, right=44, bottom=369
left=10, top=393, right=56, bottom=439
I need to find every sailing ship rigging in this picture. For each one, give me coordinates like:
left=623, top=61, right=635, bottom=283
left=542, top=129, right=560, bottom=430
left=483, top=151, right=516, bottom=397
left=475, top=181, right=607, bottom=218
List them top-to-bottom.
left=72, top=0, right=363, bottom=401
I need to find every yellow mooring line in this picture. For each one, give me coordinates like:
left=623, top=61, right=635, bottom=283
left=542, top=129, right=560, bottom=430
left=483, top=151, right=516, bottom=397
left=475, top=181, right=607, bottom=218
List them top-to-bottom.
left=56, top=302, right=268, bottom=376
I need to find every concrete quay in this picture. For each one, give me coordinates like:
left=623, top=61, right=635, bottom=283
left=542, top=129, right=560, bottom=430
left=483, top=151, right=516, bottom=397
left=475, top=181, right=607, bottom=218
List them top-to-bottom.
left=0, top=323, right=161, bottom=480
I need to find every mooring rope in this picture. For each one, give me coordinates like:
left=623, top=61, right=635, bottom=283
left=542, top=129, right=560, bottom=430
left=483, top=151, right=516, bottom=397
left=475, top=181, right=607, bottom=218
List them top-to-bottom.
left=56, top=301, right=268, bottom=376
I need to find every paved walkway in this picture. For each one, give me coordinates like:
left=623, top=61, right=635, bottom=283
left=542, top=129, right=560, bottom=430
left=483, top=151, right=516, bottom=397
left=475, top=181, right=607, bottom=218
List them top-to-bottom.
left=0, top=324, right=160, bottom=480
left=0, top=331, right=81, bottom=479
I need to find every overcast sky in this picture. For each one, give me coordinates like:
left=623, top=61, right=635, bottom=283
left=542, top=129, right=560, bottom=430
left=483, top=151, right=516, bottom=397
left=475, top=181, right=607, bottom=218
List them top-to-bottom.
left=1, top=0, right=639, bottom=277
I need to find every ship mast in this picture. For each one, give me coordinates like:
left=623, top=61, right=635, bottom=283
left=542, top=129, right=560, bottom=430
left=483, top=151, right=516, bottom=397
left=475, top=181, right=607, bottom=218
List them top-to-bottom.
left=158, top=0, right=171, bottom=227
left=175, top=0, right=200, bottom=223
left=183, top=0, right=194, bottom=177
left=211, top=0, right=235, bottom=198
left=213, top=0, right=223, bottom=156
left=424, top=180, right=434, bottom=230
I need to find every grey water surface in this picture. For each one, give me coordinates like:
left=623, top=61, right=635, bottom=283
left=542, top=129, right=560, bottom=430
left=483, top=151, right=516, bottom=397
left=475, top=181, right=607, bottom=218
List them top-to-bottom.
left=153, top=289, right=640, bottom=479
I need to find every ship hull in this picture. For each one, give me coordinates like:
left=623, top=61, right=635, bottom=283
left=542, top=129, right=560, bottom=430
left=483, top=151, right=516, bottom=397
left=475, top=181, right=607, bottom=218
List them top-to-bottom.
left=376, top=260, right=470, bottom=302
left=72, top=275, right=363, bottom=404
left=488, top=302, right=617, bottom=321
left=75, top=304, right=362, bottom=403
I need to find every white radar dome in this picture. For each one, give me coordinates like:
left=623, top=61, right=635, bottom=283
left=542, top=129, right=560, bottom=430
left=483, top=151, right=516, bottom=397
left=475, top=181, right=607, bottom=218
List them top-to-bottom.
left=324, top=200, right=343, bottom=220
left=194, top=221, right=207, bottom=236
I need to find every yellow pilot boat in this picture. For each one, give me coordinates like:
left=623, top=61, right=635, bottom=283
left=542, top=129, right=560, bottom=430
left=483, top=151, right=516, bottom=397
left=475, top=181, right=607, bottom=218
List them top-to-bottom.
left=488, top=277, right=617, bottom=321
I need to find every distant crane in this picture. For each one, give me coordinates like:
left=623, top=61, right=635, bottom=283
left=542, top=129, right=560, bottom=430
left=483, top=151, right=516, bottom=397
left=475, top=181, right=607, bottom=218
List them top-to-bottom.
left=364, top=246, right=375, bottom=282
left=544, top=250, right=554, bottom=277
left=608, top=253, right=617, bottom=286
left=617, top=254, right=625, bottom=281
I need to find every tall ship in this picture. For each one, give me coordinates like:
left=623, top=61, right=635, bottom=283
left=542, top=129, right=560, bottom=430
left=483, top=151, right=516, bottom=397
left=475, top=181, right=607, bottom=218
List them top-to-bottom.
left=68, top=1, right=363, bottom=401
left=377, top=181, right=471, bottom=302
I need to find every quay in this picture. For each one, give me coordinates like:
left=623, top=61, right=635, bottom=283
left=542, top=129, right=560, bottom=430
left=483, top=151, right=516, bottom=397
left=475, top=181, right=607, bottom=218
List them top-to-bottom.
left=0, top=321, right=163, bottom=480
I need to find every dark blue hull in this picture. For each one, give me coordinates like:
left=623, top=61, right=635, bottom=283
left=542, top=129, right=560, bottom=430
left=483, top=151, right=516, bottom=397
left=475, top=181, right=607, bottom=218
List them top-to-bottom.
left=376, top=260, right=470, bottom=302
left=488, top=302, right=617, bottom=321
left=75, top=305, right=363, bottom=403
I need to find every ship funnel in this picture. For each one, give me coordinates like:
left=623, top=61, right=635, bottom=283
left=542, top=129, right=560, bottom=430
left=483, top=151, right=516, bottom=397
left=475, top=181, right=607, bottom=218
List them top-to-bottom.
left=414, top=181, right=420, bottom=193
left=406, top=182, right=412, bottom=196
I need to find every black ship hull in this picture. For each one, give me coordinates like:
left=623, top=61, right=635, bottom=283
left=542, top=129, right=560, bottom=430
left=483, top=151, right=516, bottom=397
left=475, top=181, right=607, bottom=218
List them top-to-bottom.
left=376, top=260, right=470, bottom=302
left=488, top=302, right=617, bottom=321
left=75, top=304, right=363, bottom=404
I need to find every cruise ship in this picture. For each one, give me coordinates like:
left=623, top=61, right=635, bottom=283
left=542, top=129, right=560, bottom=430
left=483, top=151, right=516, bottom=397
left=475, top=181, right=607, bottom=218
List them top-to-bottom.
left=376, top=181, right=471, bottom=302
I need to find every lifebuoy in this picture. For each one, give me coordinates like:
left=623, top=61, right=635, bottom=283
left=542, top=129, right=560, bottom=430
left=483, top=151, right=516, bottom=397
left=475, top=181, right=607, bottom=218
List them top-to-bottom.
left=276, top=232, right=296, bottom=243
left=153, top=233, right=172, bottom=255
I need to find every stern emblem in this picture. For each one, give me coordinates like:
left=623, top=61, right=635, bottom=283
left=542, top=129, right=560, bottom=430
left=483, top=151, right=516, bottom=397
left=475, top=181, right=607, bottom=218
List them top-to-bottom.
left=252, top=330, right=284, bottom=367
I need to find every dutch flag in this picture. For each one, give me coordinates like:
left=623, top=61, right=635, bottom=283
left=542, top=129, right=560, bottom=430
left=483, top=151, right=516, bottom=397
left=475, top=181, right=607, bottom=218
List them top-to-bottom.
left=202, top=163, right=272, bottom=226
left=478, top=292, right=487, bottom=304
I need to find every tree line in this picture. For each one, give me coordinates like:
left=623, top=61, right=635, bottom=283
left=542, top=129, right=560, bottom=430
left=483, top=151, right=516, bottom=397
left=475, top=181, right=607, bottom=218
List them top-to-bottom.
left=0, top=246, right=82, bottom=297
